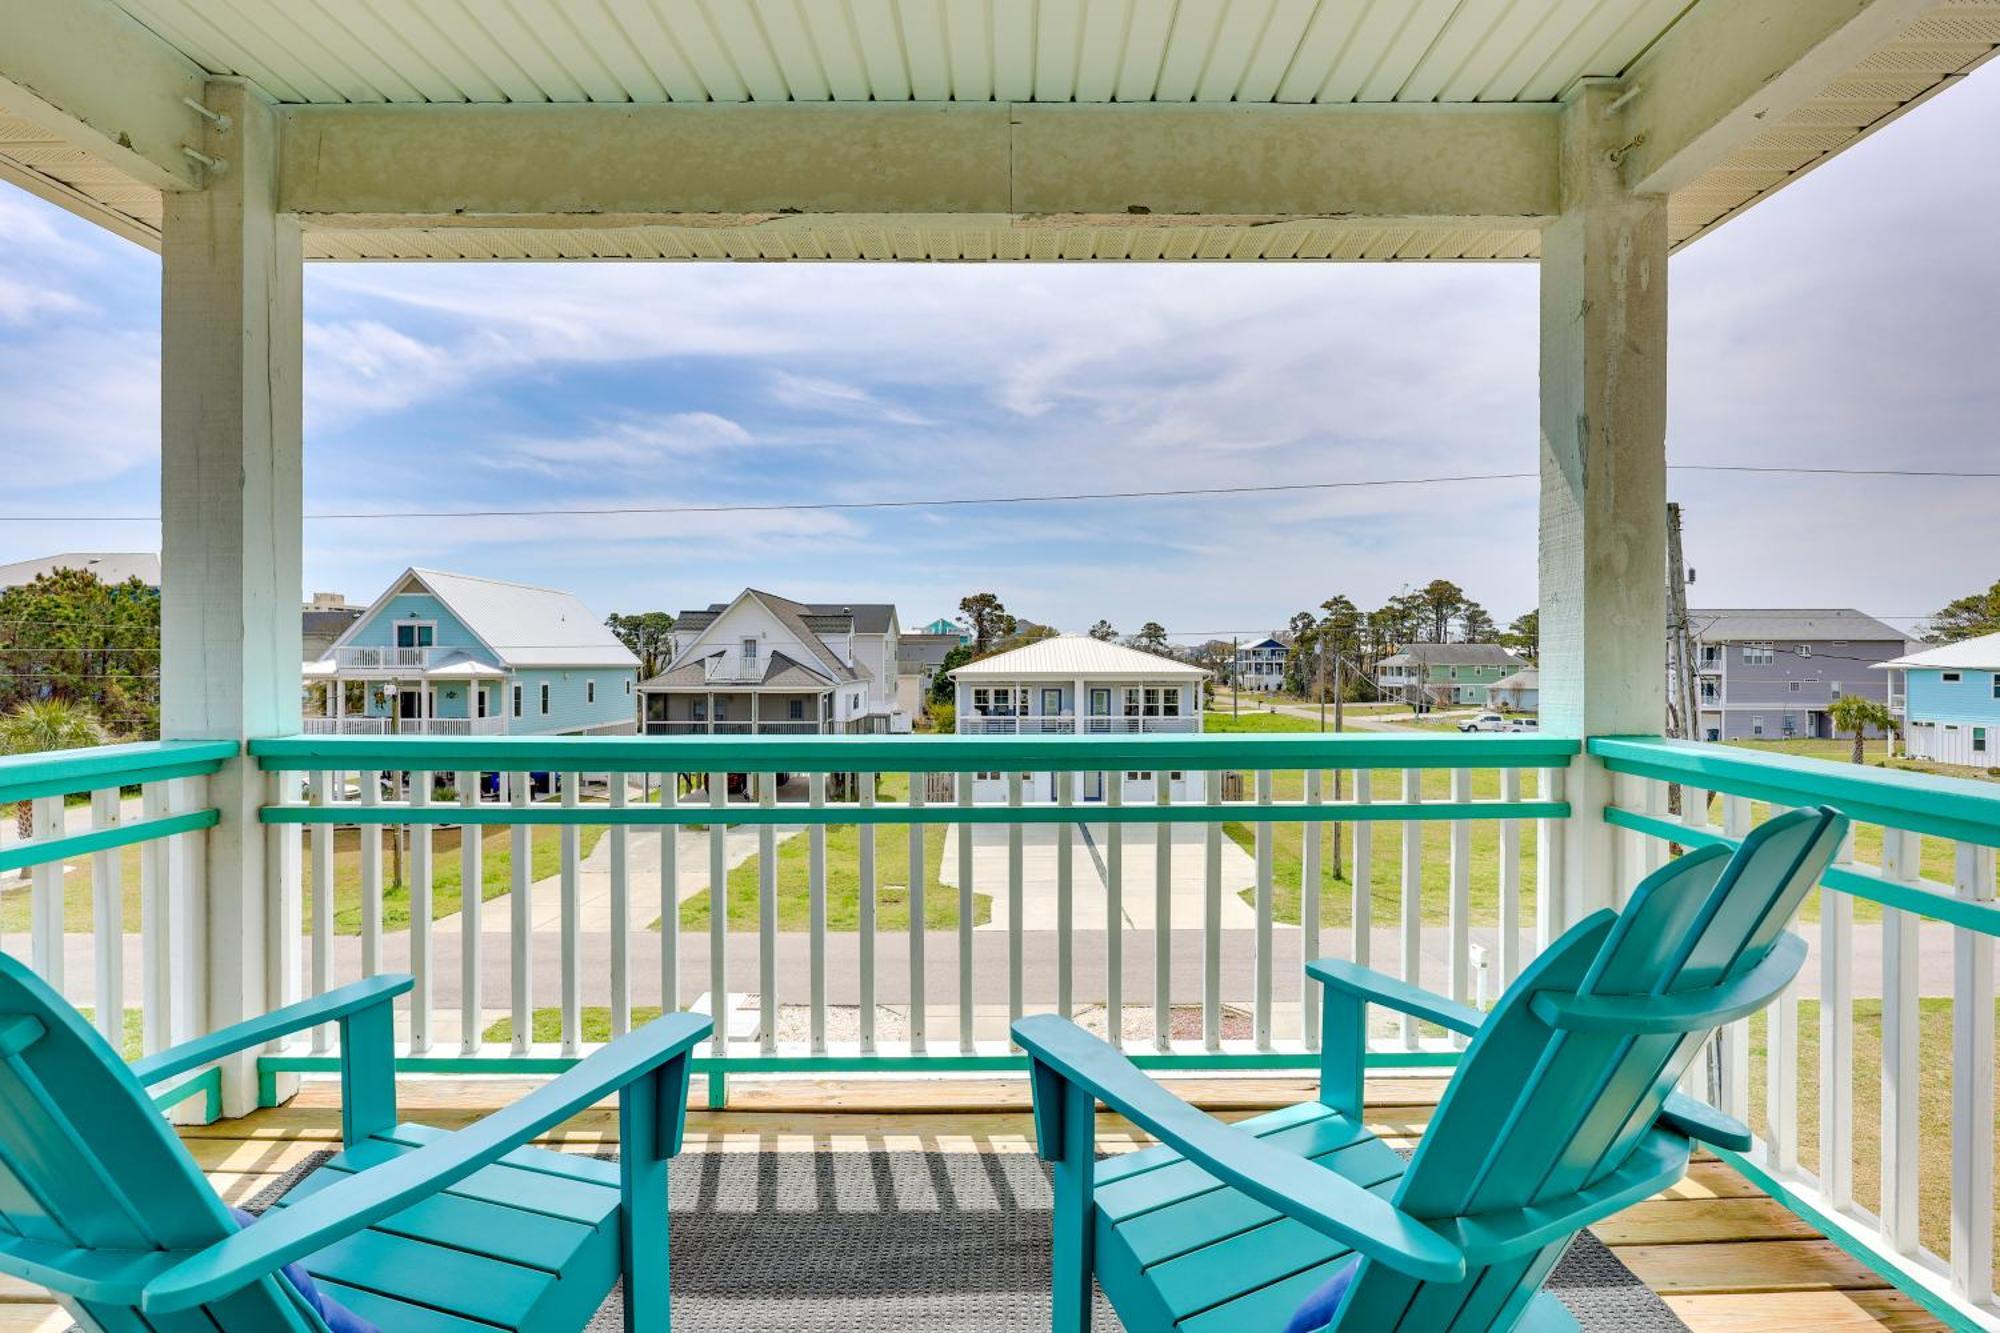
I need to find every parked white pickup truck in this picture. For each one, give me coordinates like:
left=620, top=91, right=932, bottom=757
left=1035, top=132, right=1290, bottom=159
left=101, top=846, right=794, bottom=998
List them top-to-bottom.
left=1459, top=713, right=1537, bottom=733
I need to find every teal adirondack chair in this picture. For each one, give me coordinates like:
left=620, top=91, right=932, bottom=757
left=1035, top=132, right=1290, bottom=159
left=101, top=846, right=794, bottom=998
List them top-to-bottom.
left=1017, top=804, right=1847, bottom=1332
left=0, top=957, right=710, bottom=1331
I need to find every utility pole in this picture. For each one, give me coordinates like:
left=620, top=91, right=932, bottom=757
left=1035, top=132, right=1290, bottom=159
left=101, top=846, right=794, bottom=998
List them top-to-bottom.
left=1666, top=503, right=1697, bottom=742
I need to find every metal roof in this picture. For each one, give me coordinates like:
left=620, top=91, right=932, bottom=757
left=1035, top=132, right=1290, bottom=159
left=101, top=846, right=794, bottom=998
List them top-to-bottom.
left=7, top=2, right=1994, bottom=261
left=0, top=551, right=160, bottom=589
left=325, top=567, right=638, bottom=670
left=1687, top=608, right=1905, bottom=642
left=1878, top=632, right=2000, bottom=671
left=951, top=635, right=1209, bottom=679
left=1379, top=643, right=1527, bottom=667
left=1491, top=668, right=1541, bottom=689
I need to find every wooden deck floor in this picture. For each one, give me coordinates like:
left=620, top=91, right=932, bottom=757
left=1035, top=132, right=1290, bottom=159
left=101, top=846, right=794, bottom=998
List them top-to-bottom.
left=1, top=1075, right=1943, bottom=1330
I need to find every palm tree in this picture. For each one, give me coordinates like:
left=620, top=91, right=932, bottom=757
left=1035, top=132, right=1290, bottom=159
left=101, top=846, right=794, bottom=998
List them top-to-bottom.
left=1829, top=695, right=1896, bottom=766
left=1, top=700, right=106, bottom=838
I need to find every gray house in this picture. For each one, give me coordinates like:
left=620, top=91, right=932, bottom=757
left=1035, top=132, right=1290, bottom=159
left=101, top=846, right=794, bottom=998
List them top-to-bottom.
left=1676, top=608, right=1903, bottom=742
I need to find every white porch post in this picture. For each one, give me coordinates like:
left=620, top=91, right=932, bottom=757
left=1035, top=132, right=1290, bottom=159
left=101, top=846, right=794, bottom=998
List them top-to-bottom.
left=160, top=78, right=304, bottom=1116
left=1537, top=80, right=1668, bottom=930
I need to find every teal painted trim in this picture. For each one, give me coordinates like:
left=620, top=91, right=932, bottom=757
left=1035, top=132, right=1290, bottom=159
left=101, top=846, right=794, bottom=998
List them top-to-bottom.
left=250, top=730, right=1579, bottom=774
left=1591, top=735, right=2000, bottom=849
left=0, top=740, right=237, bottom=804
left=259, top=799, right=1571, bottom=829
left=1603, top=805, right=2000, bottom=936
left=0, top=809, right=218, bottom=875
left=258, top=1046, right=1460, bottom=1083
left=148, top=1066, right=221, bottom=1122
left=1716, top=1147, right=1985, bottom=1333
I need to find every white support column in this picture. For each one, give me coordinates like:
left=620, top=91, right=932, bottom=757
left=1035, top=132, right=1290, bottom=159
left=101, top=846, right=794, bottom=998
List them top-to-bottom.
left=159, top=78, right=303, bottom=1117
left=1537, top=80, right=1669, bottom=931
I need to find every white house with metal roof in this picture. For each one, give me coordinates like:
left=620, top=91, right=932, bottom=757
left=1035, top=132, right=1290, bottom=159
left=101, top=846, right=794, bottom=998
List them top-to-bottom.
left=305, top=568, right=638, bottom=736
left=639, top=589, right=907, bottom=735
left=1676, top=608, right=1904, bottom=742
left=1875, top=632, right=2000, bottom=766
left=953, top=635, right=1209, bottom=801
left=1232, top=636, right=1289, bottom=693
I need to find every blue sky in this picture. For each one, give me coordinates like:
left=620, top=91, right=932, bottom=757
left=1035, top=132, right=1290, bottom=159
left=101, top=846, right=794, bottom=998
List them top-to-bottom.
left=2, top=67, right=1995, bottom=642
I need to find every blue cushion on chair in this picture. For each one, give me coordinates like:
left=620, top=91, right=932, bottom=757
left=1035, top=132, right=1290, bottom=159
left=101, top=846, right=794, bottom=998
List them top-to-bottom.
left=228, top=1209, right=378, bottom=1333
left=1283, top=1256, right=1359, bottom=1333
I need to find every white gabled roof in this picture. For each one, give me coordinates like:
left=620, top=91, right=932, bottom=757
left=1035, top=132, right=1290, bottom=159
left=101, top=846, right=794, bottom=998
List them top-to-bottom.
left=328, top=568, right=637, bottom=671
left=1876, top=632, right=2000, bottom=672
left=950, top=635, right=1207, bottom=680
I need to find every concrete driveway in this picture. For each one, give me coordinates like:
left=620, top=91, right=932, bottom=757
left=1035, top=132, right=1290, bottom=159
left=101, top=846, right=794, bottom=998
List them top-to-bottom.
left=940, top=821, right=1259, bottom=930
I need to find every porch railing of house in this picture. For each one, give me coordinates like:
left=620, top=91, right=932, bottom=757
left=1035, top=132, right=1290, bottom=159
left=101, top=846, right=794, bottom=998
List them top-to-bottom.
left=330, top=646, right=432, bottom=669
left=961, top=715, right=1201, bottom=735
left=305, top=717, right=507, bottom=737
left=644, top=721, right=824, bottom=736
left=2, top=732, right=1997, bottom=1325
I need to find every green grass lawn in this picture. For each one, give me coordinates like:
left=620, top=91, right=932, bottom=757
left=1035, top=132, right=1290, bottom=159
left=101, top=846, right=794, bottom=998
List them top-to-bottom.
left=1203, top=710, right=1324, bottom=733
left=1224, top=766, right=1543, bottom=927
left=673, top=774, right=991, bottom=933
left=2, top=822, right=605, bottom=936
left=1747, top=998, right=1998, bottom=1285
left=484, top=1007, right=662, bottom=1045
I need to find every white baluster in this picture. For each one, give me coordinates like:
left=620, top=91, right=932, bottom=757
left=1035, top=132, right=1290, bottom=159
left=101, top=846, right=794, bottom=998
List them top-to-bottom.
left=1449, top=767, right=1472, bottom=1044
left=956, top=768, right=974, bottom=1053
left=1301, top=768, right=1323, bottom=1051
left=1401, top=768, right=1422, bottom=1049
left=1498, top=768, right=1521, bottom=993
left=1253, top=769, right=1273, bottom=1050
left=310, top=770, right=334, bottom=1054
left=359, top=770, right=383, bottom=978
left=809, top=770, right=828, bottom=1056
left=908, top=770, right=927, bottom=1055
left=1057, top=770, right=1074, bottom=1019
left=1106, top=770, right=1124, bottom=1049
left=1155, top=770, right=1172, bottom=1052
left=1353, top=770, right=1371, bottom=970
left=410, top=771, right=433, bottom=1054
left=459, top=771, right=482, bottom=1054
left=707, top=771, right=727, bottom=1058
left=758, top=771, right=778, bottom=1056
left=1008, top=771, right=1024, bottom=1030
left=559, top=772, right=581, bottom=1058
left=858, top=772, right=877, bottom=1055
left=509, top=773, right=532, bottom=1055
left=659, top=773, right=679, bottom=1015
left=609, top=775, right=630, bottom=1038
left=89, top=787, right=123, bottom=1047
left=29, top=795, right=61, bottom=991
left=1819, top=826, right=1855, bottom=1208
left=1880, top=826, right=1921, bottom=1254
left=1951, top=839, right=1996, bottom=1304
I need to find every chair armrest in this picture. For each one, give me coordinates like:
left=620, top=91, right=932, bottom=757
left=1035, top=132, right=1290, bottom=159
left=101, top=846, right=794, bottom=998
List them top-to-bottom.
left=1306, top=958, right=1484, bottom=1038
left=129, top=976, right=413, bottom=1087
left=141, top=1011, right=712, bottom=1314
left=1014, top=1014, right=1464, bottom=1284
left=1658, top=1091, right=1753, bottom=1152
left=0, top=1234, right=184, bottom=1306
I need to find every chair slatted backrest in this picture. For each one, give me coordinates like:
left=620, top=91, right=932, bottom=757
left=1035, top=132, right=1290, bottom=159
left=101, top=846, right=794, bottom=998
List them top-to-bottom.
left=1334, top=805, right=1847, bottom=1331
left=0, top=953, right=315, bottom=1332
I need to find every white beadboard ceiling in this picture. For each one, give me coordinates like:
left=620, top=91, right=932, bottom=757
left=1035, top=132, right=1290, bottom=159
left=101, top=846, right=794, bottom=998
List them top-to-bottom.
left=1, top=1, right=1996, bottom=259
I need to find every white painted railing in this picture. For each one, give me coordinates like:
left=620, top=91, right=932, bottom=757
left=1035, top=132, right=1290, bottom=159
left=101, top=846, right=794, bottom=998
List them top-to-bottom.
left=330, top=645, right=432, bottom=669
left=304, top=717, right=389, bottom=735
left=250, top=732, right=1571, bottom=1087
left=1595, top=737, right=2000, bottom=1328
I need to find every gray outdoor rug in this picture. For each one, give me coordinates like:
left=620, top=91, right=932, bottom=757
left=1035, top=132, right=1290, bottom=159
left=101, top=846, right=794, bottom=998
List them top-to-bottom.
left=209, top=1149, right=1689, bottom=1332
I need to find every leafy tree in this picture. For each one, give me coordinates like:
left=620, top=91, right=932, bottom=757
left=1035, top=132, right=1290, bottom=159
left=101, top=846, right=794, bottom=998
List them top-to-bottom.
left=0, top=568, right=159, bottom=735
left=1418, top=579, right=1470, bottom=643
left=1924, top=580, right=2000, bottom=644
left=959, top=592, right=1016, bottom=654
left=1458, top=601, right=1497, bottom=643
left=1502, top=609, right=1540, bottom=663
left=605, top=611, right=676, bottom=677
left=1088, top=619, right=1118, bottom=641
left=1128, top=621, right=1169, bottom=654
left=930, top=644, right=974, bottom=704
left=1830, top=694, right=1896, bottom=765
left=0, top=699, right=104, bottom=837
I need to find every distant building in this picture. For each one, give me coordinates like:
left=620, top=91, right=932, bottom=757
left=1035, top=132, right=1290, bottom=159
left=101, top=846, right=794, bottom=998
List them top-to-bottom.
left=0, top=552, right=159, bottom=590
left=306, top=568, right=638, bottom=736
left=640, top=590, right=908, bottom=734
left=301, top=592, right=363, bottom=662
left=1676, top=608, right=1902, bottom=742
left=918, top=617, right=972, bottom=645
left=1876, top=632, right=2000, bottom=766
left=896, top=633, right=963, bottom=718
left=951, top=635, right=1209, bottom=802
left=1233, top=636, right=1287, bottom=692
left=1376, top=644, right=1526, bottom=707
left=1487, top=668, right=1539, bottom=712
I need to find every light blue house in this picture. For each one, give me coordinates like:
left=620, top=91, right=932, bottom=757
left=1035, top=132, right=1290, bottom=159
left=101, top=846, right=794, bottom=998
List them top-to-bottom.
left=306, top=567, right=638, bottom=736
left=1878, top=631, right=2000, bottom=767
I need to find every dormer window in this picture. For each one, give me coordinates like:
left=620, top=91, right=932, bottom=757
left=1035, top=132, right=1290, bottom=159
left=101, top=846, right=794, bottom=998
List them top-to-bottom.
left=742, top=638, right=758, bottom=662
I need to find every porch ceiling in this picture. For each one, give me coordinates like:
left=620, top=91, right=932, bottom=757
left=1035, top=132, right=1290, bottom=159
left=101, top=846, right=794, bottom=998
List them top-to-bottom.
left=1, top=0, right=1996, bottom=261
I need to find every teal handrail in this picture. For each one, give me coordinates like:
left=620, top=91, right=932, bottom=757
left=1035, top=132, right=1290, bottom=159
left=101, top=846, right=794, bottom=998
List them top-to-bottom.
left=250, top=730, right=1579, bottom=774
left=0, top=739, right=237, bottom=805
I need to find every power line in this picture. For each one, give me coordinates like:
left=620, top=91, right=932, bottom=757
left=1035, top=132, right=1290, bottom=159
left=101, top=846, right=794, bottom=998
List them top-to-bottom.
left=3, top=461, right=1997, bottom=525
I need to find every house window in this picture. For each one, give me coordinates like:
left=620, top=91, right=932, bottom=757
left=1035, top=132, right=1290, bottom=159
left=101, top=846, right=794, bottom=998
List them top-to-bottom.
left=395, top=622, right=435, bottom=649
left=742, top=637, right=758, bottom=662
left=1743, top=643, right=1774, bottom=665
left=1796, top=645, right=1813, bottom=658
left=1943, top=671, right=1962, bottom=683
left=1992, top=673, right=1999, bottom=699
left=625, top=679, right=632, bottom=695
left=586, top=680, right=596, bottom=705
left=1788, top=681, right=1802, bottom=693
left=1830, top=681, right=1842, bottom=697
left=539, top=683, right=550, bottom=715
left=511, top=684, right=523, bottom=718
left=476, top=687, right=489, bottom=718
left=715, top=698, right=728, bottom=720
left=692, top=699, right=706, bottom=720
left=789, top=699, right=804, bottom=720
left=1751, top=716, right=1765, bottom=736
left=1975, top=728, right=1988, bottom=754
left=977, top=772, right=1002, bottom=781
